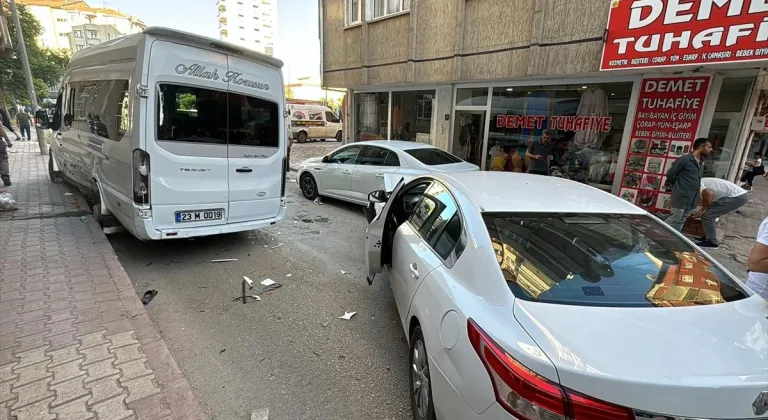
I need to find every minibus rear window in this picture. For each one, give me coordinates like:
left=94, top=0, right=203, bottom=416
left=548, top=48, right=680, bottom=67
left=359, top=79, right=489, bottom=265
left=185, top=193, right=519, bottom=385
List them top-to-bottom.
left=157, top=84, right=279, bottom=147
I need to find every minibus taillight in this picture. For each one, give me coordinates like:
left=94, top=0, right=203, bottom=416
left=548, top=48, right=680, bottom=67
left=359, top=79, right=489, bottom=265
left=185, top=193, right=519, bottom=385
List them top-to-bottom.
left=132, top=149, right=150, bottom=205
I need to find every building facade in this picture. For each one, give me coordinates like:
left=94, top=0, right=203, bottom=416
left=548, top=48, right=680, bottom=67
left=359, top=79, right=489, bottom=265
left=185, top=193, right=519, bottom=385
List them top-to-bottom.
left=19, top=0, right=145, bottom=53
left=217, top=0, right=277, bottom=56
left=320, top=0, right=768, bottom=214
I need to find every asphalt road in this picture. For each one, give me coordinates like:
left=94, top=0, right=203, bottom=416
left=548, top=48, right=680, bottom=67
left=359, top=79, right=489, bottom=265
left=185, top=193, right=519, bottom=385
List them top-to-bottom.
left=108, top=174, right=412, bottom=420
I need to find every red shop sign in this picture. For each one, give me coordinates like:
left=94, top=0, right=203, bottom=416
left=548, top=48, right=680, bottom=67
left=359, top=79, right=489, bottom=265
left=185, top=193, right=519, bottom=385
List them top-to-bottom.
left=601, top=0, right=768, bottom=71
left=618, top=76, right=711, bottom=213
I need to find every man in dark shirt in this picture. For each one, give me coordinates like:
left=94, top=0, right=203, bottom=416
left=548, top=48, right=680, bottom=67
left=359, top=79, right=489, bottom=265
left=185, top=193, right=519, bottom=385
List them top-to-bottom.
left=16, top=110, right=31, bottom=141
left=526, top=130, right=554, bottom=175
left=665, top=137, right=712, bottom=232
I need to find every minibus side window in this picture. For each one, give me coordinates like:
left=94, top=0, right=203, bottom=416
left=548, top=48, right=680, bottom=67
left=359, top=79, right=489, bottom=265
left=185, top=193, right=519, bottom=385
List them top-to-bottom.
left=156, top=84, right=227, bottom=145
left=227, top=93, right=279, bottom=147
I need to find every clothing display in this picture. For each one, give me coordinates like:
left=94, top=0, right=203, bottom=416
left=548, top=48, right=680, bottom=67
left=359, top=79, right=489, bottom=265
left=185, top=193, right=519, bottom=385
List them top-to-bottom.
left=573, top=88, right=609, bottom=150
left=520, top=91, right=549, bottom=141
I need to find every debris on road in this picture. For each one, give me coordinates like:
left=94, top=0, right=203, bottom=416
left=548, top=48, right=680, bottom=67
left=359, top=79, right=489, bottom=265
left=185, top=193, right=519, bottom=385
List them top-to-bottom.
left=0, top=192, right=17, bottom=211
left=64, top=192, right=73, bottom=196
left=313, top=197, right=323, bottom=205
left=80, top=216, right=87, bottom=222
left=271, top=243, right=284, bottom=249
left=212, top=258, right=238, bottom=263
left=146, top=262, right=153, bottom=267
left=340, top=270, right=347, bottom=275
left=286, top=273, right=292, bottom=277
left=243, top=276, right=254, bottom=289
left=261, top=278, right=276, bottom=286
left=262, top=283, right=282, bottom=293
left=141, top=290, right=158, bottom=305
left=338, top=311, right=356, bottom=320
left=321, top=321, right=329, bottom=327
left=219, top=349, right=226, bottom=354
left=251, top=408, right=269, bottom=420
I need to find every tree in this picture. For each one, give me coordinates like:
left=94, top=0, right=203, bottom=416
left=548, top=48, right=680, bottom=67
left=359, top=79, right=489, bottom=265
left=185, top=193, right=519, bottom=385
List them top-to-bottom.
left=0, top=4, right=70, bottom=107
left=285, top=86, right=294, bottom=100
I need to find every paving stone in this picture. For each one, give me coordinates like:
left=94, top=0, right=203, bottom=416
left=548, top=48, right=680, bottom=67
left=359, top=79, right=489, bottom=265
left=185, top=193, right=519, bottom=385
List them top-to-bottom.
left=78, top=330, right=108, bottom=350
left=49, top=331, right=79, bottom=351
left=108, top=332, right=139, bottom=350
left=16, top=333, right=48, bottom=353
left=81, top=343, right=112, bottom=366
left=48, top=345, right=82, bottom=368
left=15, top=346, right=50, bottom=369
left=50, top=358, right=86, bottom=385
left=83, top=359, right=120, bottom=384
left=13, top=360, right=52, bottom=387
left=116, top=360, right=152, bottom=383
left=0, top=362, right=17, bottom=382
left=86, top=374, right=124, bottom=406
left=123, top=375, right=160, bottom=404
left=51, top=376, right=89, bottom=408
left=11, top=377, right=54, bottom=410
left=0, top=379, right=15, bottom=404
left=126, top=393, right=171, bottom=420
left=91, top=394, right=134, bottom=420
left=52, top=395, right=95, bottom=420
left=10, top=396, right=55, bottom=420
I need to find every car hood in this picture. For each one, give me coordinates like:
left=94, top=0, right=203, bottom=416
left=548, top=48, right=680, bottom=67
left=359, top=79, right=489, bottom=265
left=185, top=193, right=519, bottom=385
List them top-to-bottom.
left=513, top=297, right=768, bottom=419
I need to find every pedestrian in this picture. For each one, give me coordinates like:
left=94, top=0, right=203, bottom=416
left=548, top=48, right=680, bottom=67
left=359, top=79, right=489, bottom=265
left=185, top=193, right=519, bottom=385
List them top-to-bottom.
left=0, top=107, right=18, bottom=139
left=15, top=109, right=31, bottom=141
left=398, top=122, right=413, bottom=141
left=0, top=124, right=12, bottom=186
left=526, top=129, right=554, bottom=176
left=664, top=137, right=712, bottom=232
left=739, top=152, right=764, bottom=190
left=692, top=177, right=748, bottom=248
left=746, top=216, right=768, bottom=301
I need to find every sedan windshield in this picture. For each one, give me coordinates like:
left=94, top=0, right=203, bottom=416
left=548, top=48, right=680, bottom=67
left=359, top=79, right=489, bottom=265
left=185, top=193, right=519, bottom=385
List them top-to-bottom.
left=405, top=148, right=463, bottom=165
left=483, top=212, right=749, bottom=307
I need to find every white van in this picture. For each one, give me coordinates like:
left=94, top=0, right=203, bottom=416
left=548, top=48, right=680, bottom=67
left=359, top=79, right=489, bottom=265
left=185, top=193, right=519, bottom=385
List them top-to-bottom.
left=46, top=27, right=287, bottom=240
left=288, top=104, right=342, bottom=143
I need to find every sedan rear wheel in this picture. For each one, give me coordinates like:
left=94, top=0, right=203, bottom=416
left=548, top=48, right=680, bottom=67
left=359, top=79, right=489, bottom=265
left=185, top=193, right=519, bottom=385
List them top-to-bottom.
left=300, top=174, right=318, bottom=200
left=410, top=325, right=436, bottom=420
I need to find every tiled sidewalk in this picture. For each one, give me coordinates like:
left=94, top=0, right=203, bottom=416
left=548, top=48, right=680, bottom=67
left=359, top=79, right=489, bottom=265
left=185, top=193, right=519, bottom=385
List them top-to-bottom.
left=1, top=142, right=206, bottom=419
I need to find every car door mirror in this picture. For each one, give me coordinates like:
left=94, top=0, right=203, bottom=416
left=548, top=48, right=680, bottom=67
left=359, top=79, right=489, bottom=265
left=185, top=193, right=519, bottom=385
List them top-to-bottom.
left=35, top=109, right=50, bottom=129
left=322, top=155, right=330, bottom=163
left=368, top=190, right=389, bottom=203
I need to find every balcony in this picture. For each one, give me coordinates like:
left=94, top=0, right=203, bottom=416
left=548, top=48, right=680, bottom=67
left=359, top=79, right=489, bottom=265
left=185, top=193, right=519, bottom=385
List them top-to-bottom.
left=218, top=5, right=226, bottom=12
left=219, top=17, right=227, bottom=25
left=220, top=29, right=228, bottom=37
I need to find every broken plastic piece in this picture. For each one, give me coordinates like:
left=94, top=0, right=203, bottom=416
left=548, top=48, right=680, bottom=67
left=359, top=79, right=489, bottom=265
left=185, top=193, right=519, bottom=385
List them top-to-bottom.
left=64, top=192, right=73, bottom=196
left=313, top=197, right=323, bottom=205
left=272, top=243, right=284, bottom=249
left=211, top=258, right=238, bottom=263
left=340, top=270, right=347, bottom=275
left=286, top=274, right=292, bottom=277
left=243, top=276, right=254, bottom=289
left=261, top=279, right=276, bottom=286
left=262, top=283, right=282, bottom=293
left=141, top=290, right=158, bottom=305
left=338, top=311, right=356, bottom=320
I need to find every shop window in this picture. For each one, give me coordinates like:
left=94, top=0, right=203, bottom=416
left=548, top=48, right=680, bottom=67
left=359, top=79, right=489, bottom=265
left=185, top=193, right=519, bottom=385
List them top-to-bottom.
left=346, top=0, right=361, bottom=25
left=366, top=0, right=409, bottom=20
left=704, top=77, right=753, bottom=179
left=482, top=83, right=633, bottom=189
left=456, top=88, right=488, bottom=107
left=391, top=90, right=434, bottom=143
left=355, top=92, right=388, bottom=141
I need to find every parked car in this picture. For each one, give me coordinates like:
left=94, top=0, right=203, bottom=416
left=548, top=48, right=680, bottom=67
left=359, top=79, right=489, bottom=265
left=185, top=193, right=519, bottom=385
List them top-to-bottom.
left=46, top=27, right=288, bottom=240
left=288, top=104, right=342, bottom=143
left=296, top=140, right=478, bottom=206
left=364, top=171, right=764, bottom=420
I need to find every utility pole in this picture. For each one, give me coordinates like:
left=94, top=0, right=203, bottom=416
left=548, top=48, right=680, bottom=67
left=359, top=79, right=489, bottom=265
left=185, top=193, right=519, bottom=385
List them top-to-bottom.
left=9, top=0, right=46, bottom=154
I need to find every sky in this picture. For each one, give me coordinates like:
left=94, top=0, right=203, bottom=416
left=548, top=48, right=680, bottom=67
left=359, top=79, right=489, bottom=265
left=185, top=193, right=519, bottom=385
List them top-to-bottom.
left=104, top=0, right=320, bottom=83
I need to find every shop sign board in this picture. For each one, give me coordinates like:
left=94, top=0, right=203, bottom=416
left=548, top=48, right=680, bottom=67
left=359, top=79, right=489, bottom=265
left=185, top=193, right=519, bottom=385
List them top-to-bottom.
left=601, top=0, right=768, bottom=71
left=618, top=76, right=711, bottom=213
left=495, top=114, right=613, bottom=132
left=751, top=115, right=768, bottom=132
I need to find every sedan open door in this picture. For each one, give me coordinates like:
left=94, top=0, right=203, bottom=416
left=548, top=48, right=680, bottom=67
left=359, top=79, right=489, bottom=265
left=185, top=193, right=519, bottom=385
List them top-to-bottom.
left=365, top=174, right=414, bottom=284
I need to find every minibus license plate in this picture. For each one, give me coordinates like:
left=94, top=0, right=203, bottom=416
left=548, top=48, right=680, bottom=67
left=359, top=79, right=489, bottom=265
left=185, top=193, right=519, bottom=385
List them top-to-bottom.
left=175, top=209, right=224, bottom=223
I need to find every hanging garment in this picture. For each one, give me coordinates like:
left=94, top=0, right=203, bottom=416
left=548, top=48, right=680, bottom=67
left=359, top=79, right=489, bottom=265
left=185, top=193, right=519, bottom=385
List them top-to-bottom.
left=573, top=88, right=609, bottom=150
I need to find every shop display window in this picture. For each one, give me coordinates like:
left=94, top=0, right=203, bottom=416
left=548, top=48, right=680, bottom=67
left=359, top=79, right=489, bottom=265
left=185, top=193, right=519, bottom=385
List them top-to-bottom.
left=703, top=77, right=752, bottom=178
left=485, top=83, right=633, bottom=188
left=390, top=90, right=434, bottom=143
left=355, top=92, right=388, bottom=141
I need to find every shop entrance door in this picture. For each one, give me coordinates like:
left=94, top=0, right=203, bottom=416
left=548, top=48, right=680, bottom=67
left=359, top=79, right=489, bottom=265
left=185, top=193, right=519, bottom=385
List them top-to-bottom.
left=452, top=111, right=486, bottom=167
left=704, top=112, right=742, bottom=178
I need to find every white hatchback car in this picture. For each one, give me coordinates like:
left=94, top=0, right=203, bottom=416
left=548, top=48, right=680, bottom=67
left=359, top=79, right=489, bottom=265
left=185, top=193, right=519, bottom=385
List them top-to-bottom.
left=296, top=140, right=478, bottom=206
left=365, top=171, right=766, bottom=420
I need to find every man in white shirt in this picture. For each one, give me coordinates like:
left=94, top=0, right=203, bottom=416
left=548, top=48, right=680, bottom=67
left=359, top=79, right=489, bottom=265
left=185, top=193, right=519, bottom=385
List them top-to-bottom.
left=692, top=177, right=748, bottom=248
left=746, top=217, right=768, bottom=300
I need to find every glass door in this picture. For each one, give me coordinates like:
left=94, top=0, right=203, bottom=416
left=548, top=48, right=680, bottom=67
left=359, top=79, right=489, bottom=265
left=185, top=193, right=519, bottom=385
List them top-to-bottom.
left=452, top=111, right=486, bottom=167
left=704, top=112, right=742, bottom=178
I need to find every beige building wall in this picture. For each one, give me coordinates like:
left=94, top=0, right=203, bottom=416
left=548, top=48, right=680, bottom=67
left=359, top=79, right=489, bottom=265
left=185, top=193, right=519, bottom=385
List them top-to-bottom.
left=321, top=0, right=610, bottom=88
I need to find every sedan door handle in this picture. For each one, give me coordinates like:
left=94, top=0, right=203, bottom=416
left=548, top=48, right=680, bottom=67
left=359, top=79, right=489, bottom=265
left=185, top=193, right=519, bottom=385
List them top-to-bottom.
left=236, top=167, right=253, bottom=173
left=313, top=167, right=322, bottom=171
left=375, top=173, right=385, bottom=178
left=409, top=263, right=419, bottom=279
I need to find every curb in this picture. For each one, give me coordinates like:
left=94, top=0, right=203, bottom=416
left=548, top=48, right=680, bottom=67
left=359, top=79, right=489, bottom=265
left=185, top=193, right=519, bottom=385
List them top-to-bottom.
left=86, top=219, right=208, bottom=420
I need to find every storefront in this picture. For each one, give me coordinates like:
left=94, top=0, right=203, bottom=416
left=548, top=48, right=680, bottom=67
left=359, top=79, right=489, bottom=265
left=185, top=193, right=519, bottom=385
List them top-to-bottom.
left=353, top=87, right=437, bottom=144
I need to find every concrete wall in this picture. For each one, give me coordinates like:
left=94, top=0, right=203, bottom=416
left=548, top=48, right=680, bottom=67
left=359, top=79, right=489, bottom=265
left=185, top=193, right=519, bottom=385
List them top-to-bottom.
left=321, top=0, right=611, bottom=87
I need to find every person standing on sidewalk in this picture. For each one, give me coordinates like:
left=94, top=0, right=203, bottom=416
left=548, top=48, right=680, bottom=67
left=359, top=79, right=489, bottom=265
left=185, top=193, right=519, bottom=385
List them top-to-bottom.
left=0, top=107, right=18, bottom=139
left=15, top=109, right=31, bottom=141
left=0, top=124, right=13, bottom=186
left=665, top=137, right=712, bottom=232
left=740, top=152, right=764, bottom=190
left=692, top=177, right=748, bottom=248
left=746, top=216, right=768, bottom=301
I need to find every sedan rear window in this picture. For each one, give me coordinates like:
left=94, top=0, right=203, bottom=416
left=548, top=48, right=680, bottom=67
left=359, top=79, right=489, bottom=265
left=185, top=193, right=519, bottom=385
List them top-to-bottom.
left=405, top=148, right=463, bottom=165
left=483, top=213, right=748, bottom=307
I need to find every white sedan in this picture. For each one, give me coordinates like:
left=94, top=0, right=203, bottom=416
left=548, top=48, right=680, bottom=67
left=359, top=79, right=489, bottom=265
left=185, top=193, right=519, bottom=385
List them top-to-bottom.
left=296, top=140, right=478, bottom=205
left=365, top=171, right=766, bottom=420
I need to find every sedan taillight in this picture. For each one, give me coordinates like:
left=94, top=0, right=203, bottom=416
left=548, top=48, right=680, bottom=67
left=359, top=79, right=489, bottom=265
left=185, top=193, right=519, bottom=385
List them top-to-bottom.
left=132, top=149, right=150, bottom=205
left=467, top=319, right=633, bottom=420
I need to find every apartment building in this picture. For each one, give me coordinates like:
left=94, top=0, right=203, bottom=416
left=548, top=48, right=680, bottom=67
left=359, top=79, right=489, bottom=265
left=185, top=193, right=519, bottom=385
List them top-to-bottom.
left=18, top=0, right=144, bottom=52
left=217, top=0, right=277, bottom=56
left=320, top=0, right=768, bottom=215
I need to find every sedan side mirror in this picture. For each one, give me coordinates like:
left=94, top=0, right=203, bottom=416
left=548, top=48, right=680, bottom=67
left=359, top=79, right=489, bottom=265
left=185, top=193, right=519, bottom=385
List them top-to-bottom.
left=322, top=155, right=330, bottom=163
left=368, top=190, right=388, bottom=203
